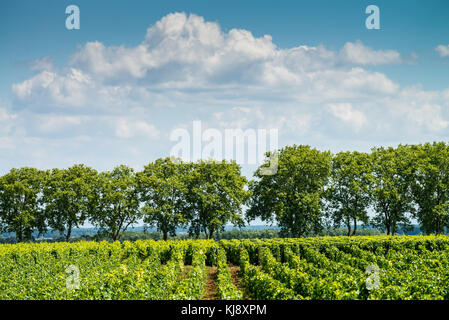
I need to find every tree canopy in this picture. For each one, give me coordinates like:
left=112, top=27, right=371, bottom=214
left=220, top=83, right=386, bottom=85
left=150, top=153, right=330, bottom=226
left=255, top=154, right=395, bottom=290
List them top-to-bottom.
left=2, top=142, right=449, bottom=242
left=411, top=142, right=449, bottom=235
left=247, top=145, right=332, bottom=237
left=369, top=145, right=415, bottom=235
left=327, top=151, right=371, bottom=236
left=137, top=158, right=189, bottom=241
left=184, top=160, right=250, bottom=239
left=43, top=165, right=98, bottom=241
left=92, top=165, right=142, bottom=241
left=0, top=168, right=47, bottom=242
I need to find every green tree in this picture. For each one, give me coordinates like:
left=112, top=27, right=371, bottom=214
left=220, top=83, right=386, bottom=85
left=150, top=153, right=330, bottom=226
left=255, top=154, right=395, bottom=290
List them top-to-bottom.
left=411, top=142, right=449, bottom=235
left=247, top=145, right=332, bottom=237
left=370, top=145, right=415, bottom=235
left=327, top=151, right=371, bottom=236
left=137, top=158, right=189, bottom=241
left=185, top=160, right=250, bottom=239
left=43, top=164, right=98, bottom=241
left=91, top=165, right=142, bottom=241
left=0, top=168, right=48, bottom=242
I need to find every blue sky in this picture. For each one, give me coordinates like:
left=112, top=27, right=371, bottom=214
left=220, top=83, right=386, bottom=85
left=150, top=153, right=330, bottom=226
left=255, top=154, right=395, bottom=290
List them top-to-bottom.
left=1, top=0, right=449, bottom=179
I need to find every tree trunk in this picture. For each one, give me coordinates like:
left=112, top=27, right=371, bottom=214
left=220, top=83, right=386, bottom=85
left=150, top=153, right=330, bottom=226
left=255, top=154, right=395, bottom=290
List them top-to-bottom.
left=436, top=217, right=442, bottom=235
left=351, top=218, right=357, bottom=236
left=16, top=223, right=22, bottom=242
left=65, top=226, right=72, bottom=242
left=24, top=228, right=32, bottom=242
left=163, top=231, right=168, bottom=241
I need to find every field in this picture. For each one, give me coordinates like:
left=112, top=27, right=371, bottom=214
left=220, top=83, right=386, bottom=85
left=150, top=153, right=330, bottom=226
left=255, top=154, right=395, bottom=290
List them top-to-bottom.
left=1, top=236, right=449, bottom=300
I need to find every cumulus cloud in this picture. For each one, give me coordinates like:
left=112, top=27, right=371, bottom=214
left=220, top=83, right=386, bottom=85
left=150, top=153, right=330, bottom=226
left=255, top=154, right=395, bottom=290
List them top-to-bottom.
left=5, top=12, right=449, bottom=171
left=13, top=12, right=406, bottom=110
left=339, top=40, right=402, bottom=65
left=435, top=44, right=449, bottom=58
left=28, top=56, right=56, bottom=73
left=12, top=68, right=92, bottom=108
left=0, top=102, right=18, bottom=136
left=327, top=103, right=367, bottom=130
left=408, top=104, right=449, bottom=131
left=0, top=107, right=16, bottom=122
left=37, top=115, right=86, bottom=133
left=115, top=118, right=159, bottom=139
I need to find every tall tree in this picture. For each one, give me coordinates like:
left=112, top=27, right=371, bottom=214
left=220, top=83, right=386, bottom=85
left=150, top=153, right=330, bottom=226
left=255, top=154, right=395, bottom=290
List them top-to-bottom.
left=411, top=142, right=449, bottom=235
left=247, top=145, right=332, bottom=237
left=370, top=145, right=414, bottom=235
left=327, top=151, right=371, bottom=236
left=137, top=158, right=189, bottom=241
left=185, top=160, right=250, bottom=239
left=43, top=164, right=98, bottom=241
left=91, top=165, right=142, bottom=241
left=0, top=168, right=48, bottom=242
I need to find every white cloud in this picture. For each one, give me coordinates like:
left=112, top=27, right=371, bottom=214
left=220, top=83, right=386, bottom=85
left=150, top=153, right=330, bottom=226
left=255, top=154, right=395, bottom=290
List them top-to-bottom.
left=5, top=12, right=449, bottom=171
left=13, top=12, right=405, bottom=109
left=7, top=13, right=442, bottom=113
left=340, top=40, right=402, bottom=65
left=435, top=44, right=449, bottom=58
left=28, top=56, right=56, bottom=73
left=12, top=68, right=92, bottom=107
left=443, top=88, right=449, bottom=102
left=0, top=102, right=18, bottom=136
left=327, top=103, right=367, bottom=130
left=407, top=104, right=448, bottom=131
left=0, top=108, right=17, bottom=122
left=38, top=115, right=86, bottom=133
left=115, top=118, right=160, bottom=139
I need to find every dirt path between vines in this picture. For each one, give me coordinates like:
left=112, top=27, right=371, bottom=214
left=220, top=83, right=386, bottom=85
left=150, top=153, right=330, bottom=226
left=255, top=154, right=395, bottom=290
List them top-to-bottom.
left=229, top=264, right=250, bottom=300
left=181, top=266, right=192, bottom=280
left=203, top=267, right=218, bottom=300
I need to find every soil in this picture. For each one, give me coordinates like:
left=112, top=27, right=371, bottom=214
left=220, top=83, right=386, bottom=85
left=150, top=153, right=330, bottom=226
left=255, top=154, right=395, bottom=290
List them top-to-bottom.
left=229, top=264, right=250, bottom=300
left=203, top=266, right=218, bottom=300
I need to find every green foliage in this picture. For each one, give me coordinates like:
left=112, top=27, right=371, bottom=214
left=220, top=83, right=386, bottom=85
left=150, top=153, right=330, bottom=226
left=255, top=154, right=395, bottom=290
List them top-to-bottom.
left=2, top=142, right=449, bottom=243
left=411, top=142, right=449, bottom=235
left=248, top=145, right=332, bottom=237
left=370, top=145, right=415, bottom=235
left=327, top=151, right=372, bottom=236
left=137, top=158, right=189, bottom=241
left=184, top=160, right=250, bottom=239
left=43, top=165, right=98, bottom=241
left=91, top=165, right=142, bottom=241
left=0, top=168, right=48, bottom=242
left=222, top=235, right=449, bottom=300
left=1, top=236, right=449, bottom=300
left=172, top=245, right=208, bottom=300
left=216, top=247, right=243, bottom=299
left=238, top=247, right=299, bottom=300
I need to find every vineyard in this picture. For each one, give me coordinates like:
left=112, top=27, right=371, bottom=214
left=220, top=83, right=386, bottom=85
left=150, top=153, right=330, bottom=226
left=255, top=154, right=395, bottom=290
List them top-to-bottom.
left=1, top=235, right=449, bottom=300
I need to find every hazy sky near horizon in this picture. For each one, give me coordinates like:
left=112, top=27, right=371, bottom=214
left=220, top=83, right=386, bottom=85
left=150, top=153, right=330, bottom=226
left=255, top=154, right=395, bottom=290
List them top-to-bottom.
left=1, top=0, right=449, bottom=179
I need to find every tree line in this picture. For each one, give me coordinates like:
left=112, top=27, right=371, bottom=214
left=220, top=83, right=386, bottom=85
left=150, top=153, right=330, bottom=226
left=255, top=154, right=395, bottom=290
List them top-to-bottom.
left=1, top=142, right=449, bottom=242
left=0, top=159, right=248, bottom=242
